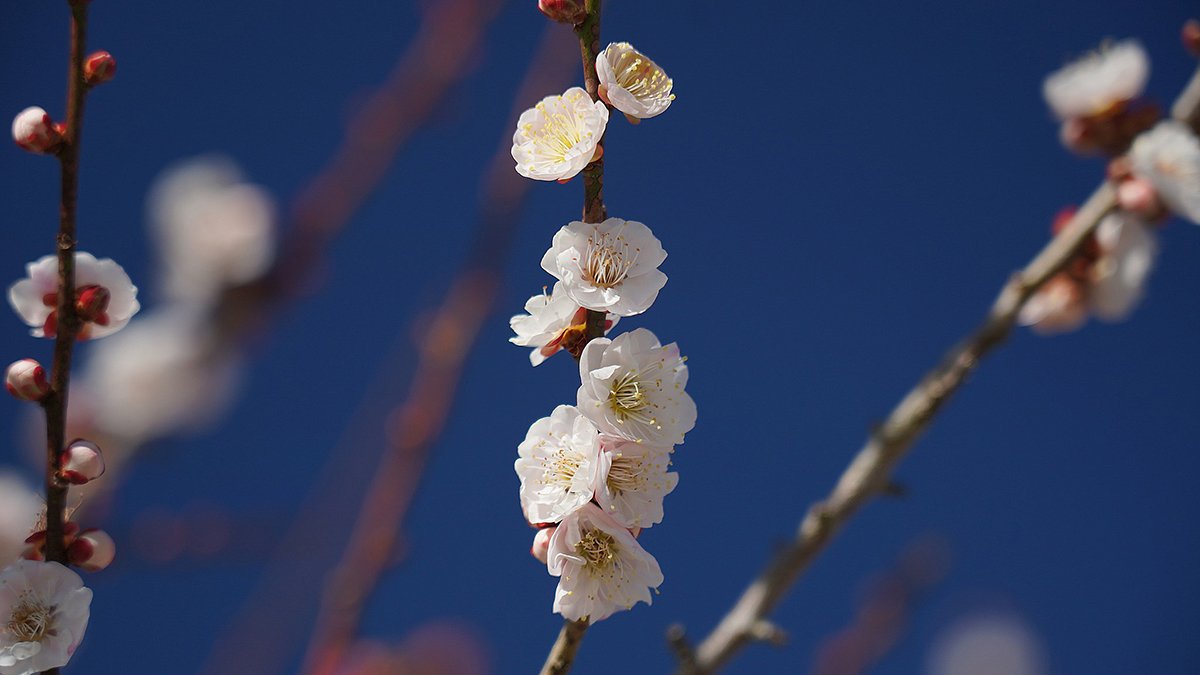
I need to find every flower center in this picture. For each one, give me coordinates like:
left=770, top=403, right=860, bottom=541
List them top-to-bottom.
left=611, top=45, right=674, bottom=104
left=527, top=96, right=592, bottom=162
left=583, top=230, right=639, bottom=289
left=608, top=371, right=652, bottom=423
left=543, top=447, right=584, bottom=489
left=606, top=454, right=645, bottom=494
left=575, top=529, right=617, bottom=573
left=7, top=593, right=52, bottom=643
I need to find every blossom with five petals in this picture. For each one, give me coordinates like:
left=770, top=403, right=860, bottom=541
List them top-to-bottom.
left=512, top=87, right=608, bottom=182
left=541, top=218, right=667, bottom=317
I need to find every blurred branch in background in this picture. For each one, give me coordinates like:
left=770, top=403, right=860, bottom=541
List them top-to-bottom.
left=300, top=24, right=578, bottom=675
left=676, top=61, right=1200, bottom=675
left=811, top=535, right=950, bottom=675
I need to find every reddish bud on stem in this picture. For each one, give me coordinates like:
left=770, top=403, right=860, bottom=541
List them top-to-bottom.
left=538, top=0, right=586, bottom=25
left=1184, top=20, right=1200, bottom=57
left=83, top=51, right=117, bottom=86
left=74, top=285, right=111, bottom=325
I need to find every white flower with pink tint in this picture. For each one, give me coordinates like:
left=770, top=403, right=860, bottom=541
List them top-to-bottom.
left=1043, top=40, right=1148, bottom=120
left=597, top=42, right=675, bottom=120
left=512, top=87, right=608, bottom=182
left=10, top=108, right=62, bottom=155
left=1129, top=121, right=1200, bottom=224
left=148, top=156, right=276, bottom=303
left=1090, top=212, right=1158, bottom=321
left=541, top=218, right=667, bottom=317
left=7, top=252, right=139, bottom=340
left=1018, top=274, right=1088, bottom=335
left=510, top=282, right=618, bottom=366
left=578, top=328, right=695, bottom=446
left=515, top=405, right=601, bottom=525
left=595, top=436, right=677, bottom=529
left=548, top=503, right=662, bottom=622
left=0, top=560, right=91, bottom=675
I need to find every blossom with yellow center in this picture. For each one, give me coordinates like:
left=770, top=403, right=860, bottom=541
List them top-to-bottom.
left=596, top=42, right=675, bottom=120
left=511, top=87, right=608, bottom=182
left=541, top=218, right=668, bottom=317
left=515, top=405, right=602, bottom=524
left=595, top=436, right=678, bottom=529
left=547, top=503, right=662, bottom=622
left=0, top=560, right=92, bottom=675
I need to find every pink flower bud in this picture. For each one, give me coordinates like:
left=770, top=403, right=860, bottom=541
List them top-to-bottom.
left=538, top=0, right=586, bottom=25
left=83, top=51, right=117, bottom=86
left=11, top=106, right=64, bottom=154
left=1116, top=177, right=1165, bottom=219
left=74, top=285, right=111, bottom=325
left=6, top=359, right=49, bottom=401
left=60, top=439, right=105, bottom=485
left=531, top=526, right=555, bottom=565
left=68, top=528, right=116, bottom=572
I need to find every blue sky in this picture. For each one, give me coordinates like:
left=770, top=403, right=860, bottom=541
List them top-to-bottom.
left=3, top=1, right=1200, bottom=673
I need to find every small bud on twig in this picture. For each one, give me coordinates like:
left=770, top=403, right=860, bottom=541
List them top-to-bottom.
left=538, top=0, right=586, bottom=25
left=83, top=51, right=117, bottom=86
left=11, top=106, right=64, bottom=154
left=6, top=359, right=49, bottom=401
left=60, top=439, right=105, bottom=485
left=68, top=528, right=116, bottom=572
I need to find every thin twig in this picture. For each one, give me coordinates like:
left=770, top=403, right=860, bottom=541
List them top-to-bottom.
left=683, top=63, right=1200, bottom=675
left=542, top=619, right=591, bottom=675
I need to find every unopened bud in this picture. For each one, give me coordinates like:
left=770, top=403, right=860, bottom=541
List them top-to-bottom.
left=538, top=0, right=586, bottom=25
left=1184, top=20, right=1200, bottom=57
left=83, top=51, right=117, bottom=86
left=11, top=106, right=64, bottom=154
left=74, top=285, right=110, bottom=325
left=6, top=359, right=49, bottom=401
left=60, top=439, right=105, bottom=485
left=531, top=526, right=555, bottom=565
left=68, top=528, right=115, bottom=572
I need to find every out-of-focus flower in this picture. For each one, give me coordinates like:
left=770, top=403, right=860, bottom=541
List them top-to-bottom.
left=1043, top=40, right=1148, bottom=120
left=597, top=42, right=675, bottom=120
left=512, top=87, right=608, bottom=182
left=10, top=108, right=63, bottom=155
left=1129, top=121, right=1200, bottom=224
left=148, top=156, right=276, bottom=304
left=1090, top=212, right=1158, bottom=320
left=541, top=218, right=667, bottom=317
left=7, top=253, right=139, bottom=340
left=1018, top=274, right=1088, bottom=335
left=510, top=282, right=618, bottom=366
left=80, top=310, right=240, bottom=446
left=578, top=328, right=695, bottom=446
left=4, top=361, right=48, bottom=403
left=515, top=405, right=601, bottom=525
left=594, top=435, right=677, bottom=529
left=58, top=441, right=104, bottom=486
left=0, top=474, right=40, bottom=568
left=547, top=502, right=662, bottom=622
left=66, top=529, right=115, bottom=573
left=0, top=560, right=92, bottom=675
left=927, top=612, right=1047, bottom=675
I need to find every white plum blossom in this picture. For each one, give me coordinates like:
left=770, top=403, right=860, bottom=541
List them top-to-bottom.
left=1043, top=40, right=1148, bottom=120
left=597, top=42, right=675, bottom=120
left=512, top=87, right=608, bottom=182
left=1129, top=121, right=1200, bottom=224
left=148, top=156, right=276, bottom=304
left=1090, top=212, right=1158, bottom=321
left=541, top=218, right=667, bottom=317
left=7, top=252, right=139, bottom=340
left=509, top=282, right=618, bottom=366
left=577, top=328, right=695, bottom=446
left=516, top=405, right=601, bottom=525
left=595, top=436, right=677, bottom=529
left=0, top=474, right=39, bottom=568
left=547, top=502, right=663, bottom=622
left=0, top=560, right=92, bottom=675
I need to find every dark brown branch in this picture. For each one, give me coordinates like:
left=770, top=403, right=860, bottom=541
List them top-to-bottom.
left=684, top=62, right=1200, bottom=675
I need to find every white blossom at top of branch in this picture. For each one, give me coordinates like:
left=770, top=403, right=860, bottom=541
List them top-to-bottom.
left=1043, top=40, right=1148, bottom=120
left=596, top=42, right=675, bottom=120
left=511, top=87, right=608, bottom=182
left=1129, top=121, right=1200, bottom=224
left=148, top=156, right=276, bottom=304
left=1090, top=212, right=1158, bottom=321
left=541, top=218, right=667, bottom=316
left=7, top=252, right=140, bottom=340
left=509, top=282, right=619, bottom=366
left=80, top=309, right=241, bottom=447
left=577, top=328, right=696, bottom=446
left=516, top=405, right=602, bottom=525
left=594, top=435, right=677, bottom=529
left=0, top=474, right=39, bottom=568
left=547, top=502, right=663, bottom=623
left=0, top=560, right=92, bottom=675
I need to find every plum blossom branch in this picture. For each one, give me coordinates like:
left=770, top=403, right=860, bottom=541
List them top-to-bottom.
left=681, top=61, right=1200, bottom=675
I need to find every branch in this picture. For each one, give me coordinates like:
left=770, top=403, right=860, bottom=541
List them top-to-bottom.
left=683, top=62, right=1200, bottom=675
left=541, top=619, right=590, bottom=675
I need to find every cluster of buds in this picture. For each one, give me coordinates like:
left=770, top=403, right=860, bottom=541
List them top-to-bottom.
left=511, top=8, right=690, bottom=624
left=1023, top=29, right=1200, bottom=335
